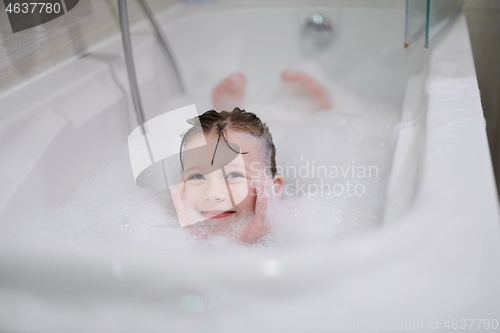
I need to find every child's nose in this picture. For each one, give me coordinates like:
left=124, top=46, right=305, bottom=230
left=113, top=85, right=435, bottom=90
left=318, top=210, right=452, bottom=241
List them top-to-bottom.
left=203, top=177, right=228, bottom=202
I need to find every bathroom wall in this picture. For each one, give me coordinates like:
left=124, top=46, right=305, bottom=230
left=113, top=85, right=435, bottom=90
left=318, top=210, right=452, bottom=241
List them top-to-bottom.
left=0, top=0, right=177, bottom=93
left=0, top=0, right=408, bottom=94
left=0, top=0, right=405, bottom=94
left=464, top=0, right=500, bottom=198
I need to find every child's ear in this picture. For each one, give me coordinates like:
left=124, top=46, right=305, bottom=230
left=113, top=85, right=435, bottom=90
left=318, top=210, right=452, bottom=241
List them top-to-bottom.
left=272, top=174, right=284, bottom=198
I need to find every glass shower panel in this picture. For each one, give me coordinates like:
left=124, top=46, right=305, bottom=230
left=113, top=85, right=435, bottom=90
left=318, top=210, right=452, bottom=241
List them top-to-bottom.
left=405, top=0, right=427, bottom=48
left=405, top=0, right=463, bottom=48
left=426, top=0, right=463, bottom=47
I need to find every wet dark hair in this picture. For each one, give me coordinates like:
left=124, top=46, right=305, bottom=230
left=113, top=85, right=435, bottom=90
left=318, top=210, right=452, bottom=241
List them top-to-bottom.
left=180, top=107, right=277, bottom=177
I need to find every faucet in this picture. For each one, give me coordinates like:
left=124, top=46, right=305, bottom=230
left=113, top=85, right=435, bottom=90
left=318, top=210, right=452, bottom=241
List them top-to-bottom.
left=301, top=13, right=334, bottom=54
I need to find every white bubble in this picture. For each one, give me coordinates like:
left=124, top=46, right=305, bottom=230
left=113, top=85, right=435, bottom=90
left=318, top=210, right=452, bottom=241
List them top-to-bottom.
left=11, top=67, right=398, bottom=254
left=262, top=259, right=281, bottom=277
left=111, top=260, right=123, bottom=279
left=181, top=294, right=204, bottom=312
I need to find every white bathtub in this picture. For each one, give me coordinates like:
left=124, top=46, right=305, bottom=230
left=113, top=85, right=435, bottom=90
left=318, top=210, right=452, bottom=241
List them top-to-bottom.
left=0, top=1, right=499, bottom=331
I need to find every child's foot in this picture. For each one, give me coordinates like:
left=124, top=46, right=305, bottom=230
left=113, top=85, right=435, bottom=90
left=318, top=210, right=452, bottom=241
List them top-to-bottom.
left=281, top=70, right=332, bottom=111
left=212, top=72, right=247, bottom=111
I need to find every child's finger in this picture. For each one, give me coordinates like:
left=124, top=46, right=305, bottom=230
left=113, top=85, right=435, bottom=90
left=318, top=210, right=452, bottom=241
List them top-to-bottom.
left=255, top=178, right=270, bottom=218
left=239, top=179, right=270, bottom=243
left=255, top=192, right=268, bottom=222
left=239, top=206, right=267, bottom=243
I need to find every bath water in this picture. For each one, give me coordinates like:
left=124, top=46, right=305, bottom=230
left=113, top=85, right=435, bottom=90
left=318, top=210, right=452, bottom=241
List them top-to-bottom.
left=11, top=72, right=399, bottom=255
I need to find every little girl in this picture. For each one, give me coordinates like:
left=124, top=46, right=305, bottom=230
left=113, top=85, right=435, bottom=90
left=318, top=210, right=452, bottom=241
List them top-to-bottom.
left=173, top=70, right=332, bottom=243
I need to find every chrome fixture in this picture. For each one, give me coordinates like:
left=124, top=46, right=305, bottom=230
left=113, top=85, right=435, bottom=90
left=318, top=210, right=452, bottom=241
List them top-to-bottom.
left=118, top=0, right=146, bottom=127
left=118, top=0, right=154, bottom=163
left=118, top=0, right=185, bottom=130
left=136, top=0, right=185, bottom=94
left=301, top=13, right=334, bottom=53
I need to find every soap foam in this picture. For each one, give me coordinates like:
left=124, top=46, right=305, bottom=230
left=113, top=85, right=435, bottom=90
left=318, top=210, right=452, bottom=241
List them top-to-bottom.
left=13, top=70, right=399, bottom=254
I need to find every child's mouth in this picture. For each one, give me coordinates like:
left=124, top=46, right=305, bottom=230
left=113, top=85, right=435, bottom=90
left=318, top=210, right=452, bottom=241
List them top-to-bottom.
left=200, top=210, right=236, bottom=219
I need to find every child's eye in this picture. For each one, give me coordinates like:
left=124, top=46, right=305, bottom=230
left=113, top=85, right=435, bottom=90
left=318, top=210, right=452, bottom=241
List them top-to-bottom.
left=227, top=172, right=244, bottom=179
left=187, top=173, right=205, bottom=180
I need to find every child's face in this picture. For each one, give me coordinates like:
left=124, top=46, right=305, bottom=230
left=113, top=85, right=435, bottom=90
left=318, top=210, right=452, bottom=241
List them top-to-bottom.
left=182, top=130, right=265, bottom=227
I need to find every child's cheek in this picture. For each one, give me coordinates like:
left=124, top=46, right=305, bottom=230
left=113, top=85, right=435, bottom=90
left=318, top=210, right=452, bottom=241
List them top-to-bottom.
left=229, top=181, right=250, bottom=207
left=183, top=185, right=197, bottom=208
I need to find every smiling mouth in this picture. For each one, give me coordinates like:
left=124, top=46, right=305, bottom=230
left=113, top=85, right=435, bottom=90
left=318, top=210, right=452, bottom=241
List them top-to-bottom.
left=200, top=210, right=236, bottom=219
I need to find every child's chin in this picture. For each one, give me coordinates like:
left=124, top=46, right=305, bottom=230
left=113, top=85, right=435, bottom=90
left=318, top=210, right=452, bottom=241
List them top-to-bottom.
left=201, top=211, right=237, bottom=220
left=191, top=212, right=254, bottom=238
left=190, top=213, right=236, bottom=232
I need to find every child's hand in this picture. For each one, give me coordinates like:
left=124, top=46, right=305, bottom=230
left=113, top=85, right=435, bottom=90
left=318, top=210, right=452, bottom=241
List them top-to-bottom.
left=238, top=180, right=270, bottom=244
